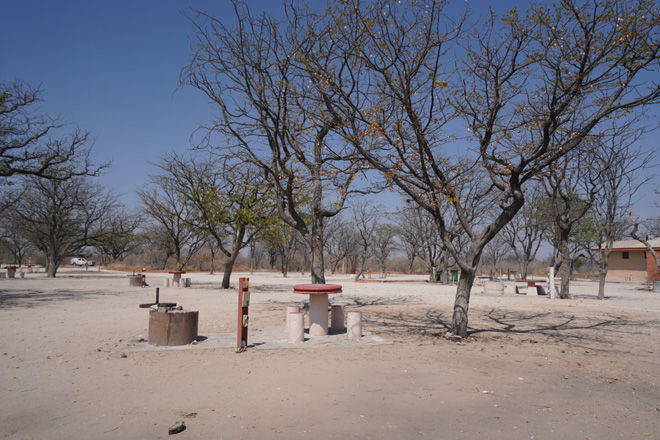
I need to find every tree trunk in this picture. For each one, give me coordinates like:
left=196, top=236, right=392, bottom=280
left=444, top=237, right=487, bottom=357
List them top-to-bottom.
left=310, top=228, right=325, bottom=284
left=559, top=230, right=571, bottom=299
left=597, top=246, right=612, bottom=300
left=209, top=249, right=215, bottom=275
left=46, top=251, right=60, bottom=278
left=354, top=253, right=367, bottom=281
left=221, top=254, right=240, bottom=289
left=520, top=259, right=529, bottom=280
left=428, top=266, right=437, bottom=283
left=447, top=267, right=475, bottom=339
left=597, top=272, right=607, bottom=300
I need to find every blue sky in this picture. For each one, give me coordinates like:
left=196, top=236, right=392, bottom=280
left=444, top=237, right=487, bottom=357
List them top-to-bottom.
left=0, top=0, right=518, bottom=208
left=2, top=0, right=658, bottom=219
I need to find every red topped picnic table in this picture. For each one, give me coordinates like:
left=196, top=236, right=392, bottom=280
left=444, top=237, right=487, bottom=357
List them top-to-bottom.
left=4, top=266, right=18, bottom=279
left=168, top=271, right=186, bottom=287
left=515, top=279, right=547, bottom=296
left=293, top=284, right=342, bottom=336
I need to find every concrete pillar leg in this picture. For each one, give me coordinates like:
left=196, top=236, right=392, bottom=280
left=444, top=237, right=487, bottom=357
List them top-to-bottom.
left=20, top=271, right=25, bottom=279
left=164, top=278, right=170, bottom=288
left=185, top=278, right=191, bottom=287
left=308, top=293, right=329, bottom=336
left=330, top=304, right=345, bottom=332
left=286, top=305, right=301, bottom=331
left=347, top=310, right=362, bottom=341
left=288, top=312, right=305, bottom=343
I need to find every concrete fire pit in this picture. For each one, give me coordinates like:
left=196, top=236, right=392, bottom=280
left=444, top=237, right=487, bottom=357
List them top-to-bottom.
left=148, top=308, right=199, bottom=346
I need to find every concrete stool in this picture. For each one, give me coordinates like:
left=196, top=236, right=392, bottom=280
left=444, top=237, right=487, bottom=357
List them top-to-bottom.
left=19, top=271, right=25, bottom=279
left=164, top=278, right=170, bottom=288
left=184, top=278, right=191, bottom=288
left=330, top=304, right=345, bottom=332
left=286, top=305, right=301, bottom=331
left=347, top=310, right=362, bottom=341
left=288, top=312, right=305, bottom=343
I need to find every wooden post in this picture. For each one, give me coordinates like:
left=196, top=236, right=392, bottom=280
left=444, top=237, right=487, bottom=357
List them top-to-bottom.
left=236, top=278, right=250, bottom=352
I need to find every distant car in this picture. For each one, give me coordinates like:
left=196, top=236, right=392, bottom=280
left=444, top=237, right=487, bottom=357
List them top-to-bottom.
left=71, top=258, right=94, bottom=267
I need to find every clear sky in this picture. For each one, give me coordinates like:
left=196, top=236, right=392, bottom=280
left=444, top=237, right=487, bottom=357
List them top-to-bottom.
left=2, top=0, right=658, bottom=218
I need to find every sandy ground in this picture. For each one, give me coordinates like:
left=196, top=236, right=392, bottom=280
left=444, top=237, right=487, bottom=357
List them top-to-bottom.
left=1, top=268, right=659, bottom=439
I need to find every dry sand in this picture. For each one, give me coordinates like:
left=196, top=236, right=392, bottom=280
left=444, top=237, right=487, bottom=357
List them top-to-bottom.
left=1, top=268, right=659, bottom=439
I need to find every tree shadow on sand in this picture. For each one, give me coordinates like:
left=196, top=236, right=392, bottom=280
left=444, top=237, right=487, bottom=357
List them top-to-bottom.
left=0, top=288, right=125, bottom=310
left=362, top=306, right=659, bottom=350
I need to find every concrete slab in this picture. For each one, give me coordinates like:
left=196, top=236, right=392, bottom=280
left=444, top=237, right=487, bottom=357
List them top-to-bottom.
left=113, top=328, right=390, bottom=354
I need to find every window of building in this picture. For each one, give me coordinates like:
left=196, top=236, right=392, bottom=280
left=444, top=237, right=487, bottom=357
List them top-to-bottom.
left=622, top=252, right=630, bottom=259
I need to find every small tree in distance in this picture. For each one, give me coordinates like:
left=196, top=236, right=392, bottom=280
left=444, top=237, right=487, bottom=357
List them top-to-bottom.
left=10, top=177, right=117, bottom=277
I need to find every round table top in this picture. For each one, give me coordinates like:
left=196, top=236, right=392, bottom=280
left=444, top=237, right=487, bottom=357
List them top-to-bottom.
left=168, top=271, right=186, bottom=274
left=293, top=284, right=342, bottom=294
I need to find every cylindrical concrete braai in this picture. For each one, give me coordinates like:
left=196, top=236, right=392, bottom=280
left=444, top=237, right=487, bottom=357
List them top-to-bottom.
left=148, top=308, right=199, bottom=346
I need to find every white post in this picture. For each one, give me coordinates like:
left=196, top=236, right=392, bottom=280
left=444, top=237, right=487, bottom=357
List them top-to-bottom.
left=548, top=267, right=555, bottom=299
left=308, top=294, right=329, bottom=336
left=330, top=304, right=345, bottom=332
left=286, top=305, right=301, bottom=331
left=347, top=310, right=362, bottom=341
left=288, top=312, right=305, bottom=343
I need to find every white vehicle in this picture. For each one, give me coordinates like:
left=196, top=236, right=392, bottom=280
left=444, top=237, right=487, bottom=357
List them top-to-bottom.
left=71, top=258, right=94, bottom=267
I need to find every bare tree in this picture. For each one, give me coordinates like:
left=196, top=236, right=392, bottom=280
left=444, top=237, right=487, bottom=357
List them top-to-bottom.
left=328, top=0, right=660, bottom=338
left=181, top=3, right=375, bottom=284
left=1, top=80, right=107, bottom=181
left=588, top=124, right=655, bottom=298
left=541, top=147, right=602, bottom=298
left=153, top=153, right=276, bottom=288
left=11, top=177, right=117, bottom=277
left=137, top=179, right=204, bottom=271
left=500, top=183, right=547, bottom=279
left=351, top=203, right=378, bottom=280
left=94, top=209, right=144, bottom=265
left=394, top=209, right=423, bottom=275
left=324, top=214, right=358, bottom=275
left=0, top=218, right=34, bottom=266
left=372, top=222, right=398, bottom=278
left=481, top=233, right=512, bottom=280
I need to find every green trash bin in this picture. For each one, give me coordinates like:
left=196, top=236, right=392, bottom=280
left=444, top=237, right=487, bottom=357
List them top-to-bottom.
left=450, top=269, right=459, bottom=283
left=436, top=271, right=441, bottom=281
